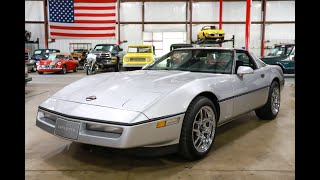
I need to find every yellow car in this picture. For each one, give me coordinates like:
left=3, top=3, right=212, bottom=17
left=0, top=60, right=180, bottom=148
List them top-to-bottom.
left=197, top=26, right=225, bottom=41
left=123, top=45, right=155, bottom=70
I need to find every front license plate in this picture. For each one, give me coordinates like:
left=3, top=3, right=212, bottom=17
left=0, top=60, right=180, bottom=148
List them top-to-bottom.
left=54, top=118, right=80, bottom=140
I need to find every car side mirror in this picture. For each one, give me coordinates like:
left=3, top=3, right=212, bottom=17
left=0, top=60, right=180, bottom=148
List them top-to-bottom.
left=119, top=48, right=123, bottom=51
left=237, top=66, right=253, bottom=76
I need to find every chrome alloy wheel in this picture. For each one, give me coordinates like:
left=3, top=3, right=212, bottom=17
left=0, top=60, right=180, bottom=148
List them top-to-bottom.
left=271, top=86, right=280, bottom=115
left=192, top=106, right=216, bottom=153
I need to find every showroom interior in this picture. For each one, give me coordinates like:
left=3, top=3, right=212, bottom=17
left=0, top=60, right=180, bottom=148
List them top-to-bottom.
left=25, top=0, right=295, bottom=179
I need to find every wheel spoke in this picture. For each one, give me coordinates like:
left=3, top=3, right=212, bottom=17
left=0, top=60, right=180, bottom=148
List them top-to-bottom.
left=192, top=106, right=216, bottom=153
left=194, top=136, right=201, bottom=145
left=197, top=138, right=203, bottom=149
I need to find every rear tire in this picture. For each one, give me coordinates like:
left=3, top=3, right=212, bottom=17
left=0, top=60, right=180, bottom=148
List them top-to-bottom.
left=73, top=65, right=78, bottom=72
left=38, top=72, right=43, bottom=74
left=255, top=81, right=280, bottom=120
left=178, top=96, right=217, bottom=160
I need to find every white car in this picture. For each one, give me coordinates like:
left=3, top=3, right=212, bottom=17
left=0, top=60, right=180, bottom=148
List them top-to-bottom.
left=36, top=47, right=284, bottom=160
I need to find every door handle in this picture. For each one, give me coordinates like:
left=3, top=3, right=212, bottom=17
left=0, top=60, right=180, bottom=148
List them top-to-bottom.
left=261, top=74, right=265, bottom=78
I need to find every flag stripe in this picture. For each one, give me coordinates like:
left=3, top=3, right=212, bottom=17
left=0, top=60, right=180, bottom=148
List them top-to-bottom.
left=49, top=0, right=116, bottom=39
left=74, top=0, right=117, bottom=3
left=74, top=3, right=115, bottom=7
left=74, top=6, right=115, bottom=10
left=74, top=9, right=115, bottom=14
left=74, top=13, right=116, bottom=17
left=74, top=16, right=115, bottom=20
left=74, top=20, right=116, bottom=23
left=49, top=22, right=115, bottom=27
left=50, top=25, right=115, bottom=30
left=51, top=29, right=115, bottom=34
left=51, top=32, right=116, bottom=37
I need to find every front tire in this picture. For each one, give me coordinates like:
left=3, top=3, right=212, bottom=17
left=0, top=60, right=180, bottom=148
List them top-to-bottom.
left=114, top=58, right=120, bottom=72
left=31, top=63, right=37, bottom=72
left=61, top=65, right=67, bottom=74
left=73, top=65, right=78, bottom=72
left=38, top=72, right=43, bottom=74
left=255, top=81, right=280, bottom=120
left=178, top=96, right=217, bottom=160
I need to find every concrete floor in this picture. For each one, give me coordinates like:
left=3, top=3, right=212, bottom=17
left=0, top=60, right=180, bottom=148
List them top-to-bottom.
left=25, top=70, right=295, bottom=180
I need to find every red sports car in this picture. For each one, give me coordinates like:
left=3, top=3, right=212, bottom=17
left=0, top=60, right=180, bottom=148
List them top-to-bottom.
left=37, top=53, right=79, bottom=74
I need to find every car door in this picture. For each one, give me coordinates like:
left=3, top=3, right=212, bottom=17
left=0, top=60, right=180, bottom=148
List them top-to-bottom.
left=232, top=50, right=269, bottom=117
left=64, top=55, right=71, bottom=71
left=68, top=55, right=77, bottom=70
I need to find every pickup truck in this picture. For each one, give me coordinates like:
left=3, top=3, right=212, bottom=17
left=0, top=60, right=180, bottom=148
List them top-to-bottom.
left=91, top=44, right=124, bottom=72
left=260, top=44, right=295, bottom=74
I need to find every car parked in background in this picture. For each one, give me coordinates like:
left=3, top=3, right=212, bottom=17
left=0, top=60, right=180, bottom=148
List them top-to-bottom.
left=197, top=26, right=225, bottom=41
left=91, top=44, right=124, bottom=72
left=170, top=44, right=193, bottom=51
left=260, top=44, right=295, bottom=74
left=123, top=45, right=156, bottom=70
left=36, top=47, right=284, bottom=160
left=25, top=49, right=35, bottom=72
left=30, top=49, right=61, bottom=72
left=37, top=53, right=79, bottom=74
left=25, top=65, right=32, bottom=86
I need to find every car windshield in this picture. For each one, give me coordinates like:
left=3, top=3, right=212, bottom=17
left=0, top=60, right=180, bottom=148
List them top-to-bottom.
left=203, top=26, right=216, bottom=30
left=94, top=45, right=113, bottom=51
left=268, top=46, right=286, bottom=56
left=128, top=47, right=152, bottom=53
left=145, top=49, right=234, bottom=74
left=34, top=50, right=43, bottom=55
left=48, top=54, right=66, bottom=60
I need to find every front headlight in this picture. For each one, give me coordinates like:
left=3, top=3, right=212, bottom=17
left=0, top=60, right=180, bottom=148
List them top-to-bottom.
left=125, top=58, right=129, bottom=62
left=146, top=58, right=151, bottom=62
left=57, top=62, right=62, bottom=66
left=86, top=123, right=123, bottom=134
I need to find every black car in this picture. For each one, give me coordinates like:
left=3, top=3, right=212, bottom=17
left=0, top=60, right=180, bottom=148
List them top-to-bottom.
left=91, top=44, right=124, bottom=72
left=170, top=44, right=193, bottom=51
left=260, top=44, right=295, bottom=74
left=31, top=49, right=61, bottom=61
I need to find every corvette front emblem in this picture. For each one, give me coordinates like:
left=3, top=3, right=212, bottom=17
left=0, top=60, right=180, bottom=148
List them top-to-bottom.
left=86, top=96, right=97, bottom=101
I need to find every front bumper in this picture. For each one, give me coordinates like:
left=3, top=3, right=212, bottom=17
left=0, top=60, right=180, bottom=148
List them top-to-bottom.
left=205, top=34, right=224, bottom=38
left=96, top=58, right=117, bottom=66
left=123, top=64, right=146, bottom=68
left=37, top=68, right=62, bottom=73
left=36, top=105, right=184, bottom=148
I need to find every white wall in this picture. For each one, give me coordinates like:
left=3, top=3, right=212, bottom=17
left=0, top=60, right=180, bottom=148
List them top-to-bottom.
left=26, top=0, right=295, bottom=56
left=145, top=2, right=186, bottom=22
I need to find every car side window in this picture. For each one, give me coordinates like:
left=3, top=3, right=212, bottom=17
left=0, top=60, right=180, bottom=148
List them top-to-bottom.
left=113, top=45, right=119, bottom=52
left=236, top=51, right=258, bottom=70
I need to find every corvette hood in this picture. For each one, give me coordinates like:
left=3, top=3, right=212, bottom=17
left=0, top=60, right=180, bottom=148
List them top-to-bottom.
left=51, top=70, right=224, bottom=111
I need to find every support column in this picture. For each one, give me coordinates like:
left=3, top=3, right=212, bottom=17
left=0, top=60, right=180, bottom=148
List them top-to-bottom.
left=43, top=0, right=48, bottom=48
left=117, top=0, right=120, bottom=44
left=142, top=0, right=145, bottom=32
left=189, top=0, right=193, bottom=44
left=219, top=0, right=222, bottom=30
left=245, top=0, right=252, bottom=50
left=261, top=0, right=266, bottom=56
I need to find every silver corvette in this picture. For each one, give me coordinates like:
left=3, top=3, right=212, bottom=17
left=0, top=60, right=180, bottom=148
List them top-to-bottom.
left=36, top=47, right=284, bottom=160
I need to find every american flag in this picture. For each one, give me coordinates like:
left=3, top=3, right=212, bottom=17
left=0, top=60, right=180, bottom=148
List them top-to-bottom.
left=48, top=0, right=116, bottom=38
